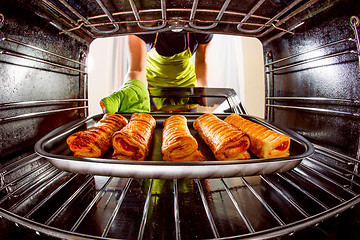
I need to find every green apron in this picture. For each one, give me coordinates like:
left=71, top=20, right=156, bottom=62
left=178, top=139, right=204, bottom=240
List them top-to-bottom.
left=146, top=32, right=197, bottom=88
left=147, top=32, right=198, bottom=111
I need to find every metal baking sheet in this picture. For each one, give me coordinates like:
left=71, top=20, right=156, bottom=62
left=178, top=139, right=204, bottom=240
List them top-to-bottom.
left=35, top=113, right=314, bottom=179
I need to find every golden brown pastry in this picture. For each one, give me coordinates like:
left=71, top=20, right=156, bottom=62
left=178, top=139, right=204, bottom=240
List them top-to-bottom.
left=66, top=113, right=128, bottom=158
left=112, top=113, right=156, bottom=161
left=224, top=113, right=290, bottom=158
left=193, top=114, right=250, bottom=161
left=162, top=115, right=204, bottom=162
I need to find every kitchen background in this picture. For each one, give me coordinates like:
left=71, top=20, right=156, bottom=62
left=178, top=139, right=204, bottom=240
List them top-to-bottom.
left=87, top=34, right=265, bottom=117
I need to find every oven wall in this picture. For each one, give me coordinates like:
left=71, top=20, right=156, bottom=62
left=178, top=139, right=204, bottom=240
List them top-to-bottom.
left=0, top=0, right=90, bottom=162
left=262, top=1, right=360, bottom=158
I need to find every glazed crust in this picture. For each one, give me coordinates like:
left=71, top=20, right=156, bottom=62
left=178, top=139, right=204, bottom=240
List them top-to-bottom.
left=66, top=113, right=128, bottom=158
left=112, top=113, right=156, bottom=161
left=193, top=114, right=250, bottom=161
left=224, top=114, right=290, bottom=158
left=162, top=115, right=204, bottom=161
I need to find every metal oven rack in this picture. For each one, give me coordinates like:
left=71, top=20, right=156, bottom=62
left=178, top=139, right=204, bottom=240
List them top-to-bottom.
left=0, top=134, right=359, bottom=239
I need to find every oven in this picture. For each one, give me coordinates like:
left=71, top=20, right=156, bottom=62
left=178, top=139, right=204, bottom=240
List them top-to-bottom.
left=1, top=0, right=360, bottom=239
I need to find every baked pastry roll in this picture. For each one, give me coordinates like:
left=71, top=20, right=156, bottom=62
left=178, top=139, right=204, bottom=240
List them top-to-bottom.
left=66, top=113, right=128, bottom=158
left=112, top=113, right=156, bottom=161
left=224, top=113, right=290, bottom=158
left=193, top=114, right=250, bottom=161
left=162, top=115, right=204, bottom=161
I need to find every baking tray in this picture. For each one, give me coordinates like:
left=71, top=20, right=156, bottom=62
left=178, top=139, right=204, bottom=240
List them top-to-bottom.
left=35, top=113, right=314, bottom=179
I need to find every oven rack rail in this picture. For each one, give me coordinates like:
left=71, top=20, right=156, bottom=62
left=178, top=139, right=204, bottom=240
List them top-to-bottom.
left=38, top=0, right=323, bottom=38
left=265, top=14, right=360, bottom=71
left=264, top=17, right=360, bottom=121
left=0, top=23, right=89, bottom=121
left=0, top=29, right=87, bottom=74
left=0, top=99, right=88, bottom=124
left=0, top=145, right=359, bottom=240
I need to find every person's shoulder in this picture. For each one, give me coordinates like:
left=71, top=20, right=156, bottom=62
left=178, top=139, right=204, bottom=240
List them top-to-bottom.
left=135, top=33, right=156, bottom=44
left=195, top=33, right=214, bottom=44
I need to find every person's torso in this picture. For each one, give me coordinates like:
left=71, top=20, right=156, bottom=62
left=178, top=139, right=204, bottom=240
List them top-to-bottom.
left=145, top=32, right=196, bottom=88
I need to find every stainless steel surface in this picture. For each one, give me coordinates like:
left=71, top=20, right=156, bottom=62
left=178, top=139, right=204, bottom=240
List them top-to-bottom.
left=35, top=112, right=313, bottom=179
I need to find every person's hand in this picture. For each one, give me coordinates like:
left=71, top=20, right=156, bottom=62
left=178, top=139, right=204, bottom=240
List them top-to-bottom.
left=100, top=79, right=150, bottom=113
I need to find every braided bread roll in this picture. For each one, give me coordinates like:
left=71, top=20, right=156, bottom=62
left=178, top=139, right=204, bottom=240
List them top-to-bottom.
left=66, top=113, right=128, bottom=158
left=112, top=113, right=156, bottom=161
left=193, top=114, right=250, bottom=161
left=224, top=114, right=290, bottom=158
left=162, top=115, right=204, bottom=161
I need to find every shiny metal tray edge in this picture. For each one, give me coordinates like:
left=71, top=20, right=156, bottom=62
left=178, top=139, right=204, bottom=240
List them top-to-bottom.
left=34, top=113, right=315, bottom=179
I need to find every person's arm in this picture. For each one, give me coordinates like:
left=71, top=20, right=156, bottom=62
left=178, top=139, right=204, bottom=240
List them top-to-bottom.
left=99, top=35, right=150, bottom=114
left=126, top=35, right=148, bottom=87
left=195, top=42, right=211, bottom=87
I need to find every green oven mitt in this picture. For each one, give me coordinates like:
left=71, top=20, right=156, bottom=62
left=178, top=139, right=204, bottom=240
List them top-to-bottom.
left=100, top=79, right=150, bottom=113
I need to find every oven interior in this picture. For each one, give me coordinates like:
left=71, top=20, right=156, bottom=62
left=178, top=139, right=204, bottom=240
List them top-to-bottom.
left=1, top=0, right=360, bottom=239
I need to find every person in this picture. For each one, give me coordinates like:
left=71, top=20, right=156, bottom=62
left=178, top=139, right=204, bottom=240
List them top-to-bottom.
left=100, top=31, right=213, bottom=114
